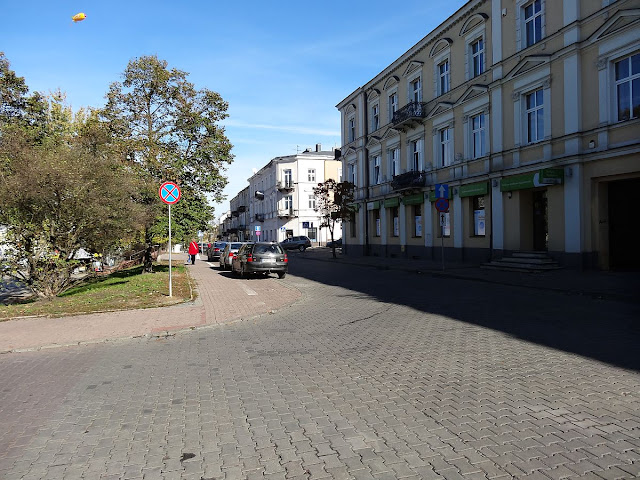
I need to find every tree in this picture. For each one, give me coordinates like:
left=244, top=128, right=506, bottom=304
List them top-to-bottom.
left=101, top=55, right=234, bottom=272
left=313, top=179, right=355, bottom=259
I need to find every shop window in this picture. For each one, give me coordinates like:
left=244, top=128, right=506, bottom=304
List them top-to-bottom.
left=472, top=196, right=486, bottom=236
left=414, top=205, right=422, bottom=237
left=391, top=207, right=399, bottom=237
left=374, top=210, right=381, bottom=237
left=308, top=227, right=317, bottom=241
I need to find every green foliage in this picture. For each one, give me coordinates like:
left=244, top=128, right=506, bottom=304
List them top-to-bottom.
left=313, top=180, right=355, bottom=258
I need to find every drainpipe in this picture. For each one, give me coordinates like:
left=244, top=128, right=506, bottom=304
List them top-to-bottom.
left=362, top=88, right=371, bottom=257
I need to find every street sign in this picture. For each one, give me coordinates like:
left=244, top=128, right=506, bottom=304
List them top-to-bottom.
left=159, top=181, right=181, bottom=205
left=435, top=183, right=449, bottom=199
left=434, top=198, right=449, bottom=212
left=439, top=212, right=447, bottom=226
left=302, top=222, right=310, bottom=228
left=255, top=225, right=261, bottom=231
left=256, top=230, right=261, bottom=236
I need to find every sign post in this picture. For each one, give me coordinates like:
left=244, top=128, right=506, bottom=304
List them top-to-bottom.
left=159, top=181, right=181, bottom=297
left=434, top=185, right=449, bottom=271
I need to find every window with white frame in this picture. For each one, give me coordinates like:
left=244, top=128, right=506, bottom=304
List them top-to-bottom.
left=524, top=0, right=543, bottom=48
left=471, top=38, right=484, bottom=77
left=615, top=52, right=640, bottom=121
left=438, top=60, right=450, bottom=95
left=410, top=77, right=422, bottom=102
left=526, top=89, right=544, bottom=143
left=388, top=92, right=398, bottom=121
left=371, top=103, right=380, bottom=131
left=471, top=113, right=486, bottom=158
left=348, top=117, right=355, bottom=142
left=439, top=128, right=453, bottom=167
left=410, top=139, right=422, bottom=171
left=388, top=147, right=400, bottom=178
left=372, top=155, right=381, bottom=185
left=348, top=162, right=357, bottom=186
left=308, top=168, right=316, bottom=182
left=283, top=169, right=292, bottom=187
left=284, top=195, right=293, bottom=210
left=308, top=195, right=315, bottom=209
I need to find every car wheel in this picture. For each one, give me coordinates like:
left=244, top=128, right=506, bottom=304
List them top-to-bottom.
left=277, top=272, right=286, bottom=279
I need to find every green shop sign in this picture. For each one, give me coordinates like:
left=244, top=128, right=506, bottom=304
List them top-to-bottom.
left=500, top=168, right=564, bottom=192
left=459, top=182, right=489, bottom=198
left=402, top=193, right=424, bottom=205
left=383, top=197, right=400, bottom=208
left=366, top=200, right=380, bottom=210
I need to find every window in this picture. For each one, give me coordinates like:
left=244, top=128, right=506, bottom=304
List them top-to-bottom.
left=524, top=0, right=542, bottom=47
left=471, top=38, right=484, bottom=77
left=615, top=53, right=640, bottom=121
left=439, top=61, right=450, bottom=95
left=410, top=77, right=422, bottom=102
left=526, top=89, right=544, bottom=143
left=388, top=92, right=398, bottom=121
left=372, top=104, right=380, bottom=131
left=471, top=113, right=486, bottom=158
left=348, top=117, right=355, bottom=142
left=440, top=128, right=453, bottom=167
left=410, top=139, right=422, bottom=171
left=389, top=148, right=400, bottom=178
left=372, top=155, right=381, bottom=185
left=348, top=163, right=357, bottom=186
left=308, top=168, right=316, bottom=182
left=284, top=169, right=292, bottom=187
left=284, top=195, right=292, bottom=210
left=308, top=195, right=315, bottom=209
left=473, top=196, right=486, bottom=236
left=414, top=205, right=422, bottom=237
left=391, top=207, right=399, bottom=237
left=374, top=210, right=381, bottom=237
left=350, top=214, right=356, bottom=238
left=308, top=227, right=317, bottom=241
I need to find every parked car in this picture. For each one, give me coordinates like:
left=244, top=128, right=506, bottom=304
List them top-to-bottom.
left=280, top=235, right=312, bottom=252
left=327, top=238, right=342, bottom=248
left=207, top=241, right=227, bottom=262
left=199, top=242, right=211, bottom=254
left=219, top=242, right=247, bottom=270
left=231, top=242, right=288, bottom=279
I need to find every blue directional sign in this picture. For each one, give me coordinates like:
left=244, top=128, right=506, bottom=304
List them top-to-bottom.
left=435, top=183, right=449, bottom=199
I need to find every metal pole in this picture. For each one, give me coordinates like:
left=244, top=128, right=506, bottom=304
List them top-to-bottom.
left=168, top=204, right=173, bottom=297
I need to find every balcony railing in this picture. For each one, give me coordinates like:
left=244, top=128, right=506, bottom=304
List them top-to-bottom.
left=391, top=101, right=428, bottom=130
left=390, top=170, right=427, bottom=191
left=277, top=180, right=295, bottom=191
left=238, top=205, right=246, bottom=212
left=277, top=208, right=296, bottom=218
left=231, top=210, right=239, bottom=217
left=255, top=213, right=265, bottom=222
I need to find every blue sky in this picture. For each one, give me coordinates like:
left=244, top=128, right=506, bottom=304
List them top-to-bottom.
left=1, top=1, right=462, bottom=218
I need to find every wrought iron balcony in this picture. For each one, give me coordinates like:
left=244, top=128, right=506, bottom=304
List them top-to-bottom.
left=391, top=101, right=428, bottom=130
left=390, top=170, right=427, bottom=191
left=277, top=180, right=295, bottom=191
left=238, top=205, right=246, bottom=212
left=277, top=208, right=296, bottom=218
left=231, top=210, right=239, bottom=217
left=255, top=213, right=265, bottom=222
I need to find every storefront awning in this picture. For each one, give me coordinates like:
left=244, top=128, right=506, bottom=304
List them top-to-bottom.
left=500, top=168, right=564, bottom=192
left=459, top=182, right=489, bottom=198
left=402, top=193, right=425, bottom=205
left=383, top=197, right=400, bottom=208
left=366, top=200, right=381, bottom=210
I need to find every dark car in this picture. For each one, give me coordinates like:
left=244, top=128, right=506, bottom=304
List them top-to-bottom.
left=280, top=235, right=312, bottom=252
left=327, top=238, right=342, bottom=248
left=207, top=241, right=227, bottom=262
left=219, top=242, right=247, bottom=270
left=231, top=242, right=288, bottom=279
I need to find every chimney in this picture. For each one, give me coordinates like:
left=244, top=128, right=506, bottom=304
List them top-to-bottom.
left=316, top=143, right=321, bottom=152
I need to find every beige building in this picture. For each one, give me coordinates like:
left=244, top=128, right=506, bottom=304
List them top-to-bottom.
left=337, top=0, right=640, bottom=270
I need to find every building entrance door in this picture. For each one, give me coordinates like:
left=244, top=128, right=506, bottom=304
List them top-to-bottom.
left=608, top=178, right=640, bottom=270
left=532, top=190, right=548, bottom=251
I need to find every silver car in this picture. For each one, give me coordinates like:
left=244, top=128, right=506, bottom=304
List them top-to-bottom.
left=219, top=242, right=247, bottom=270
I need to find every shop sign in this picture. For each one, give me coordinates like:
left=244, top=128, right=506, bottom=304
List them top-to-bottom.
left=501, top=168, right=565, bottom=192
left=539, top=168, right=564, bottom=184
left=459, top=182, right=489, bottom=198
left=402, top=193, right=424, bottom=205
left=383, top=197, right=400, bottom=208
left=367, top=200, right=380, bottom=210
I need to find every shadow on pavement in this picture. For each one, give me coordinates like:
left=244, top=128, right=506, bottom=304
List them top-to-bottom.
left=288, top=251, right=640, bottom=372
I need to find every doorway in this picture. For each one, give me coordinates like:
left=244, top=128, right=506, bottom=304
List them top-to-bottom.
left=608, top=178, right=640, bottom=270
left=532, top=190, right=548, bottom=251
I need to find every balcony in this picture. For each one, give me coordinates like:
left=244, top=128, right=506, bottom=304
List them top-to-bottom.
left=391, top=101, right=428, bottom=131
left=391, top=170, right=427, bottom=191
left=277, top=180, right=295, bottom=192
left=238, top=205, right=246, bottom=212
left=277, top=208, right=296, bottom=218
left=231, top=210, right=239, bottom=217
left=255, top=213, right=265, bottom=222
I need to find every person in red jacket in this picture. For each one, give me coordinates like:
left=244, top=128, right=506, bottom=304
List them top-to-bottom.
left=188, top=238, right=199, bottom=265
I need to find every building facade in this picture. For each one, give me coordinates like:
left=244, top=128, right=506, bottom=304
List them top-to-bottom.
left=337, top=0, right=640, bottom=270
left=223, top=145, right=342, bottom=244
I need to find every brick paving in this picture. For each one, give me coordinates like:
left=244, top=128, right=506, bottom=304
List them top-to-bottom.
left=0, top=254, right=638, bottom=479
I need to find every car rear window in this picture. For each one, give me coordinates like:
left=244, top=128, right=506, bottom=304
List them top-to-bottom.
left=230, top=243, right=243, bottom=249
left=254, top=244, right=283, bottom=255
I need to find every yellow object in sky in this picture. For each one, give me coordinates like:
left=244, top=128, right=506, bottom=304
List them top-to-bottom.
left=72, top=12, right=87, bottom=23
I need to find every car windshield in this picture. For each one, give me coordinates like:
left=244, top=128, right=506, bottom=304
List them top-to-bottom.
left=254, top=244, right=283, bottom=255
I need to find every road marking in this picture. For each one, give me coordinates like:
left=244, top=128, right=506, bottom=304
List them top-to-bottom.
left=239, top=284, right=257, bottom=296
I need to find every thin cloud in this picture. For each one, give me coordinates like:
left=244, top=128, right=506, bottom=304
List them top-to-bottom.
left=225, top=119, right=339, bottom=137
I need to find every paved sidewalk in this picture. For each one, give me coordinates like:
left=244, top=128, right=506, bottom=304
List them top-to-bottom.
left=296, top=247, right=640, bottom=304
left=0, top=257, right=301, bottom=353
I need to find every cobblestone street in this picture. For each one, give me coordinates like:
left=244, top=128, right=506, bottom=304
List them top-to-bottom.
left=1, top=258, right=639, bottom=479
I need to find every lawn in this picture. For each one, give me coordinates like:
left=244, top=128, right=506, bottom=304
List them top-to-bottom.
left=0, top=263, right=193, bottom=321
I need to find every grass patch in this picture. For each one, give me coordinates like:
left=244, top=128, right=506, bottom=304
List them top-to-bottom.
left=0, top=263, right=192, bottom=321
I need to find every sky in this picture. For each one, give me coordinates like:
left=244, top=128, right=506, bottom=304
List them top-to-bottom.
left=1, top=0, right=462, bottom=220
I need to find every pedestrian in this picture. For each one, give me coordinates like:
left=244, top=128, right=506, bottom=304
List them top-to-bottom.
left=188, top=238, right=199, bottom=265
